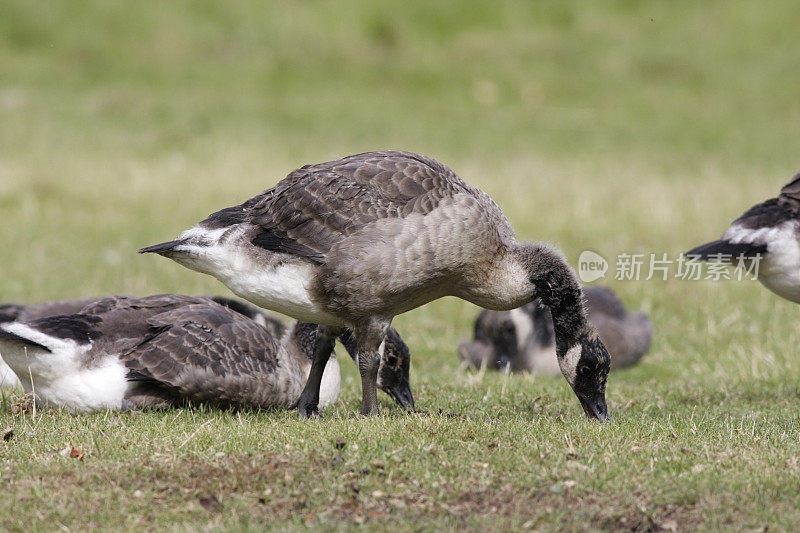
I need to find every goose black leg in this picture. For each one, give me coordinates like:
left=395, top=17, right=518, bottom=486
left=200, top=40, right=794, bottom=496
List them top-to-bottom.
left=355, top=319, right=390, bottom=417
left=292, top=325, right=342, bottom=419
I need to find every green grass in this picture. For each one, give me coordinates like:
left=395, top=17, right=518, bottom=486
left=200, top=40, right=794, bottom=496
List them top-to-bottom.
left=2, top=1, right=800, bottom=530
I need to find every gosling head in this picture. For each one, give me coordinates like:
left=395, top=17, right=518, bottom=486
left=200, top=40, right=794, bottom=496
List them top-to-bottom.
left=557, top=326, right=610, bottom=421
left=338, top=327, right=415, bottom=410
left=377, top=328, right=415, bottom=410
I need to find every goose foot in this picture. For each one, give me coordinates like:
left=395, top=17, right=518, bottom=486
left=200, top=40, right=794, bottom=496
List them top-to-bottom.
left=290, top=395, right=321, bottom=419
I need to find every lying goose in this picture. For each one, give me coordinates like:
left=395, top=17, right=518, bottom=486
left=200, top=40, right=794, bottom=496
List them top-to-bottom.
left=141, top=150, right=610, bottom=420
left=687, top=173, right=800, bottom=303
left=459, top=286, right=652, bottom=374
left=0, top=294, right=414, bottom=410
left=0, top=294, right=342, bottom=411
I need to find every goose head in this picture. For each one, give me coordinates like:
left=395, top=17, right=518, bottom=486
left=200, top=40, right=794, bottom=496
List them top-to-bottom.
left=520, top=243, right=611, bottom=421
left=338, top=327, right=415, bottom=410
left=555, top=327, right=610, bottom=421
left=376, top=328, right=415, bottom=410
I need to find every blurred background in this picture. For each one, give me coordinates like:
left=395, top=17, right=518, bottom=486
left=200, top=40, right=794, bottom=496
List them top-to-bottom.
left=2, top=0, right=800, bottom=379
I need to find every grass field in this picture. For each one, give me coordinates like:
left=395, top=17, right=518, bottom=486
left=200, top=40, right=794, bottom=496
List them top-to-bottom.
left=2, top=1, right=800, bottom=530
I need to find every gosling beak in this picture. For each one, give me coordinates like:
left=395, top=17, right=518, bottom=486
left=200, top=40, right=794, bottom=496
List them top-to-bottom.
left=384, top=379, right=415, bottom=411
left=578, top=392, right=609, bottom=422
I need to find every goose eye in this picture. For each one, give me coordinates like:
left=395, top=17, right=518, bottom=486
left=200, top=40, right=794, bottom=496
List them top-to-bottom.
left=578, top=365, right=591, bottom=376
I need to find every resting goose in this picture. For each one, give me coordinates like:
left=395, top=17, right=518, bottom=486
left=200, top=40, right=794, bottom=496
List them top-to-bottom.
left=141, top=150, right=610, bottom=420
left=687, top=173, right=800, bottom=303
left=459, top=286, right=652, bottom=374
left=0, top=294, right=342, bottom=411
left=0, top=294, right=414, bottom=410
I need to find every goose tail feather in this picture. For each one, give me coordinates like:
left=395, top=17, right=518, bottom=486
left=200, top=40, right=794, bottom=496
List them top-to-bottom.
left=138, top=239, right=189, bottom=256
left=685, top=240, right=767, bottom=261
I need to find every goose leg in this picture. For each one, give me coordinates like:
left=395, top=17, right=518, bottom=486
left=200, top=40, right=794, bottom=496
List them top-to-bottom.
left=355, top=320, right=390, bottom=417
left=292, top=325, right=341, bottom=419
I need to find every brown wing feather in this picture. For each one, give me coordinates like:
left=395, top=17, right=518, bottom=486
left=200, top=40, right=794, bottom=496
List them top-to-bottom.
left=244, top=151, right=470, bottom=261
left=779, top=172, right=800, bottom=201
left=119, top=303, right=284, bottom=405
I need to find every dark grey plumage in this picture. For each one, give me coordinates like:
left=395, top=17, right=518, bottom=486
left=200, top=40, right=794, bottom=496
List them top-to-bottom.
left=142, top=151, right=610, bottom=420
left=460, top=286, right=652, bottom=374
left=206, top=296, right=414, bottom=408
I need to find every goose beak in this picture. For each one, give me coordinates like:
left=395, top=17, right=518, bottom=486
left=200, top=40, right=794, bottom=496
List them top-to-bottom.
left=385, top=379, right=415, bottom=410
left=578, top=392, right=609, bottom=422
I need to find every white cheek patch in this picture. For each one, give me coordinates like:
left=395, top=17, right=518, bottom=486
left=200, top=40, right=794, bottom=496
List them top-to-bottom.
left=254, top=314, right=269, bottom=328
left=558, top=345, right=582, bottom=386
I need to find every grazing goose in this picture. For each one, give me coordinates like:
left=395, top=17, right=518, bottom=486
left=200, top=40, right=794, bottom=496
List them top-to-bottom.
left=141, top=150, right=611, bottom=420
left=687, top=173, right=800, bottom=303
left=459, top=286, right=652, bottom=374
left=0, top=294, right=343, bottom=411
left=0, top=295, right=414, bottom=409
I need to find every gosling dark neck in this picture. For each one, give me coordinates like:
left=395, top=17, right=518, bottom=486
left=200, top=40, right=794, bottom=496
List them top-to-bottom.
left=520, top=242, right=588, bottom=356
left=549, top=288, right=587, bottom=357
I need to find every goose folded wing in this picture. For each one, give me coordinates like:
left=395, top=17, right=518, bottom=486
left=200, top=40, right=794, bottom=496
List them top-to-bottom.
left=247, top=151, right=468, bottom=261
left=729, top=198, right=798, bottom=230
left=120, top=304, right=281, bottom=402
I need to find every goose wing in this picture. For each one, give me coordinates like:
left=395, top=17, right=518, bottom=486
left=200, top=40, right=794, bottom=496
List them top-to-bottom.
left=205, top=151, right=472, bottom=262
left=726, top=173, right=800, bottom=231
left=688, top=174, right=800, bottom=259
left=120, top=302, right=283, bottom=402
left=0, top=304, right=25, bottom=323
